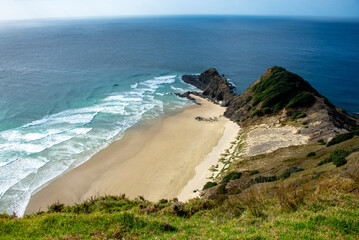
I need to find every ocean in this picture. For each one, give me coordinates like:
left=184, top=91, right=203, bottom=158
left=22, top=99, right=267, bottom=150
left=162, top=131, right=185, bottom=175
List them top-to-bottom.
left=0, top=16, right=358, bottom=216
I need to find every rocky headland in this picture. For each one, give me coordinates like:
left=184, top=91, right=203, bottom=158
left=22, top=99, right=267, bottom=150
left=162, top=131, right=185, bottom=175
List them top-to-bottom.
left=182, top=66, right=357, bottom=143
left=182, top=66, right=359, bottom=201
left=3, top=67, right=359, bottom=239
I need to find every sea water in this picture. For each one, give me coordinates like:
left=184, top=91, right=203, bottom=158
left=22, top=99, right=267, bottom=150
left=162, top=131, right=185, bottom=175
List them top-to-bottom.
left=0, top=16, right=358, bottom=216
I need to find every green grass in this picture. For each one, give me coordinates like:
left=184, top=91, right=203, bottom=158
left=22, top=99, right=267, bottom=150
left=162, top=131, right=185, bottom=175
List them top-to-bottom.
left=250, top=66, right=318, bottom=113
left=286, top=93, right=316, bottom=109
left=242, top=95, right=252, bottom=106
left=250, top=108, right=263, bottom=118
left=293, top=112, right=307, bottom=120
left=1, top=118, right=358, bottom=239
left=1, top=185, right=358, bottom=239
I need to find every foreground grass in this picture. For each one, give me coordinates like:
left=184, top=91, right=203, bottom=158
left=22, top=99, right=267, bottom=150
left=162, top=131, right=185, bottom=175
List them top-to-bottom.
left=1, top=136, right=358, bottom=239
left=1, top=185, right=358, bottom=239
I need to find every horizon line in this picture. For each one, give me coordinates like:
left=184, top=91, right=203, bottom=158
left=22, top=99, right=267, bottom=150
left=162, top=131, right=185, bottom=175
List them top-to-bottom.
left=1, top=13, right=359, bottom=23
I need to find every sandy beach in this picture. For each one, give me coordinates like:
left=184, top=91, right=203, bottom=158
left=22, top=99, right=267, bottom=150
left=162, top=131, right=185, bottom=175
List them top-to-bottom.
left=25, top=96, right=239, bottom=214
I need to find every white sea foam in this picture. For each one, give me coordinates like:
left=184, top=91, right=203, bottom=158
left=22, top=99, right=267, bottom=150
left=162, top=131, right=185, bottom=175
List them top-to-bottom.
left=0, top=74, right=196, bottom=217
left=131, top=83, right=138, bottom=89
left=170, top=85, right=187, bottom=93
left=104, top=95, right=142, bottom=102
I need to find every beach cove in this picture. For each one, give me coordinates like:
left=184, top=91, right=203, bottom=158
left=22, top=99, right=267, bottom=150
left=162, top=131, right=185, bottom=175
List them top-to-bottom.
left=25, top=96, right=239, bottom=214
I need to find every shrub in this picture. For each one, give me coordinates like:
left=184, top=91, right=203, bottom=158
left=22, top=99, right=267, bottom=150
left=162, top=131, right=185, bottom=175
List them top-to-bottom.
left=286, top=92, right=316, bottom=109
left=242, top=95, right=252, bottom=106
left=251, top=96, right=261, bottom=106
left=246, top=105, right=252, bottom=111
left=262, top=107, right=272, bottom=114
left=250, top=109, right=263, bottom=118
left=292, top=112, right=307, bottom=120
left=352, top=129, right=359, bottom=136
left=327, top=132, right=354, bottom=147
left=317, top=139, right=326, bottom=145
left=317, top=149, right=351, bottom=167
left=331, top=149, right=350, bottom=167
left=306, top=152, right=316, bottom=158
left=333, top=157, right=347, bottom=167
left=317, top=158, right=332, bottom=166
left=279, top=166, right=304, bottom=179
left=249, top=170, right=259, bottom=176
left=221, top=172, right=242, bottom=184
left=251, top=175, right=277, bottom=184
left=203, top=181, right=217, bottom=190
left=216, top=184, right=227, bottom=194
left=158, top=199, right=168, bottom=204
left=180, top=199, right=215, bottom=217
left=48, top=202, right=65, bottom=213
left=170, top=203, right=187, bottom=217
left=160, top=223, right=177, bottom=232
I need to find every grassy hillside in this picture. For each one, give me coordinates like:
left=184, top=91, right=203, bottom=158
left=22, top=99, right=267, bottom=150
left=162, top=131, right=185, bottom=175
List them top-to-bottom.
left=250, top=66, right=320, bottom=113
left=1, top=67, right=358, bottom=239
left=224, top=67, right=357, bottom=134
left=1, top=137, right=358, bottom=239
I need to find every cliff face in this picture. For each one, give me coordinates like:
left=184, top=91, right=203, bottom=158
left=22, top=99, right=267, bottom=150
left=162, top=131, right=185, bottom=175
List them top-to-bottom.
left=182, top=66, right=357, bottom=142
left=182, top=68, right=235, bottom=106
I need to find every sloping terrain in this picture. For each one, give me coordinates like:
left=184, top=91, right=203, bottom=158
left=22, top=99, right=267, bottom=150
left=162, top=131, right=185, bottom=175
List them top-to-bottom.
left=1, top=67, right=358, bottom=239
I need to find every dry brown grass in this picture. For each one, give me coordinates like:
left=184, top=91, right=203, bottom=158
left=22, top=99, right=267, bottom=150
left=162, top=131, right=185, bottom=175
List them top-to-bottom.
left=346, top=156, right=359, bottom=192
left=275, top=183, right=306, bottom=211
left=239, top=186, right=266, bottom=217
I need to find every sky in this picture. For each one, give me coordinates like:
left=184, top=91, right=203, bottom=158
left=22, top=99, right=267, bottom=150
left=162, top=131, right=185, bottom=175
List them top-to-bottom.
left=0, top=0, right=358, bottom=20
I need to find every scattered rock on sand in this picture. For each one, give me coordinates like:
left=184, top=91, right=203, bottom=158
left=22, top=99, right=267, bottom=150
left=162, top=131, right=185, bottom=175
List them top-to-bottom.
left=195, top=116, right=218, bottom=122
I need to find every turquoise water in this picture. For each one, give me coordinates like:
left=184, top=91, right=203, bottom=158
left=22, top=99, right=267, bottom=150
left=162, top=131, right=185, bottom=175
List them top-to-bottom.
left=0, top=16, right=358, bottom=216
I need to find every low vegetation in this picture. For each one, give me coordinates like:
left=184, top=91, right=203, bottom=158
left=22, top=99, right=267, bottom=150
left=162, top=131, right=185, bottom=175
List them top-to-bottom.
left=250, top=66, right=319, bottom=113
left=286, top=92, right=316, bottom=109
left=242, top=95, right=252, bottom=106
left=250, top=108, right=263, bottom=118
left=293, top=112, right=307, bottom=120
left=0, top=117, right=358, bottom=239
left=327, top=130, right=359, bottom=147
left=317, top=149, right=352, bottom=167
left=306, top=152, right=316, bottom=157
left=279, top=166, right=304, bottom=179
left=1, top=170, right=358, bottom=239
left=220, top=171, right=242, bottom=184
left=203, top=181, right=217, bottom=190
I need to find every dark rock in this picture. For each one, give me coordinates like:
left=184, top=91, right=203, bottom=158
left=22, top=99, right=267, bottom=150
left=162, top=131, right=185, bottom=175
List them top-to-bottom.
left=182, top=66, right=358, bottom=142
left=182, top=68, right=236, bottom=104
left=181, top=75, right=206, bottom=90
left=173, top=91, right=200, bottom=105
left=195, top=116, right=218, bottom=122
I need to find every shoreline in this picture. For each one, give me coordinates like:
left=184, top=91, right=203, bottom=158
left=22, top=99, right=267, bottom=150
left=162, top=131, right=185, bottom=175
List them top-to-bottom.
left=25, top=96, right=239, bottom=214
left=178, top=120, right=239, bottom=201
